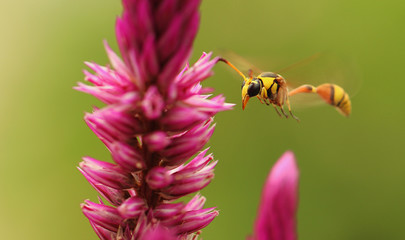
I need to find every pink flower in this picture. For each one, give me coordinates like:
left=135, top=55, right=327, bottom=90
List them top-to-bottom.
left=76, top=0, right=233, bottom=239
left=251, top=151, right=299, bottom=240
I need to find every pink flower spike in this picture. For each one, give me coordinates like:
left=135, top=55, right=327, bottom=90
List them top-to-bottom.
left=78, top=0, right=233, bottom=238
left=253, top=151, right=299, bottom=240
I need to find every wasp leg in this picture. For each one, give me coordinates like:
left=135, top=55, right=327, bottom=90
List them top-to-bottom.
left=261, top=87, right=270, bottom=105
left=257, top=95, right=270, bottom=106
left=256, top=96, right=265, bottom=105
left=285, top=97, right=300, bottom=122
left=272, top=104, right=283, bottom=118
left=279, top=106, right=290, bottom=118
left=289, top=110, right=300, bottom=122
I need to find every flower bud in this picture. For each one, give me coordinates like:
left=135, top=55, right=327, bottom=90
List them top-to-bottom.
left=142, top=86, right=164, bottom=119
left=143, top=131, right=170, bottom=152
left=146, top=166, right=173, bottom=189
left=117, top=196, right=147, bottom=219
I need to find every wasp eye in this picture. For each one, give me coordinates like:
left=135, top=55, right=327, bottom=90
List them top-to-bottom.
left=241, top=80, right=245, bottom=89
left=247, top=82, right=260, bottom=97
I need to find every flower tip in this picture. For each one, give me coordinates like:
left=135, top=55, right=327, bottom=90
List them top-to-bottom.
left=102, top=39, right=109, bottom=47
left=103, top=39, right=114, bottom=55
left=84, top=61, right=94, bottom=68
left=72, top=84, right=81, bottom=91
left=224, top=102, right=236, bottom=109
left=281, top=150, right=295, bottom=160
left=268, top=151, right=299, bottom=194
left=273, top=151, right=298, bottom=177
left=214, top=209, right=219, bottom=216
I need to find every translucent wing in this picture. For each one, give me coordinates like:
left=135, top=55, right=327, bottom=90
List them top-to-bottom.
left=276, top=53, right=321, bottom=74
left=285, top=55, right=360, bottom=115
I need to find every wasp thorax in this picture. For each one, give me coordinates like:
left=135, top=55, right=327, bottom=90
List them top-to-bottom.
left=259, top=72, right=278, bottom=78
left=247, top=81, right=261, bottom=97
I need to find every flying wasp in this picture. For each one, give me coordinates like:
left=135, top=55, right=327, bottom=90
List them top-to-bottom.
left=217, top=58, right=352, bottom=121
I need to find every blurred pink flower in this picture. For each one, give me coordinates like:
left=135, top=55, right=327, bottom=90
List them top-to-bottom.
left=76, top=0, right=233, bottom=239
left=250, top=151, right=299, bottom=240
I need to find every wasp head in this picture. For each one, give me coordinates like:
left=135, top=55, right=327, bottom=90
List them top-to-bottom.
left=241, top=79, right=261, bottom=110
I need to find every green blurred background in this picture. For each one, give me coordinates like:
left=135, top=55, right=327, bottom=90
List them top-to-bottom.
left=1, top=0, right=404, bottom=239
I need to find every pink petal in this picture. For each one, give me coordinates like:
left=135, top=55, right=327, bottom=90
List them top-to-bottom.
left=104, top=40, right=131, bottom=79
left=110, top=141, right=146, bottom=171
left=79, top=157, right=134, bottom=190
left=78, top=168, right=127, bottom=206
left=117, top=196, right=147, bottom=219
left=81, top=200, right=122, bottom=232
left=153, top=202, right=185, bottom=219
left=175, top=208, right=218, bottom=235
left=89, top=221, right=117, bottom=240
left=139, top=225, right=177, bottom=240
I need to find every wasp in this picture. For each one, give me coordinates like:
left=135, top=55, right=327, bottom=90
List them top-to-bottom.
left=218, top=58, right=351, bottom=121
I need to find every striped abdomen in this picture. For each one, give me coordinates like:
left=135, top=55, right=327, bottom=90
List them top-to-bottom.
left=288, top=83, right=352, bottom=116
left=316, top=84, right=351, bottom=116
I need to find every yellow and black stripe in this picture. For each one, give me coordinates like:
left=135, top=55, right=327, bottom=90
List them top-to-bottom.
left=289, top=83, right=351, bottom=116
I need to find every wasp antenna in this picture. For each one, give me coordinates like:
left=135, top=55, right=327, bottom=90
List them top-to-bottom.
left=218, top=58, right=247, bottom=79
